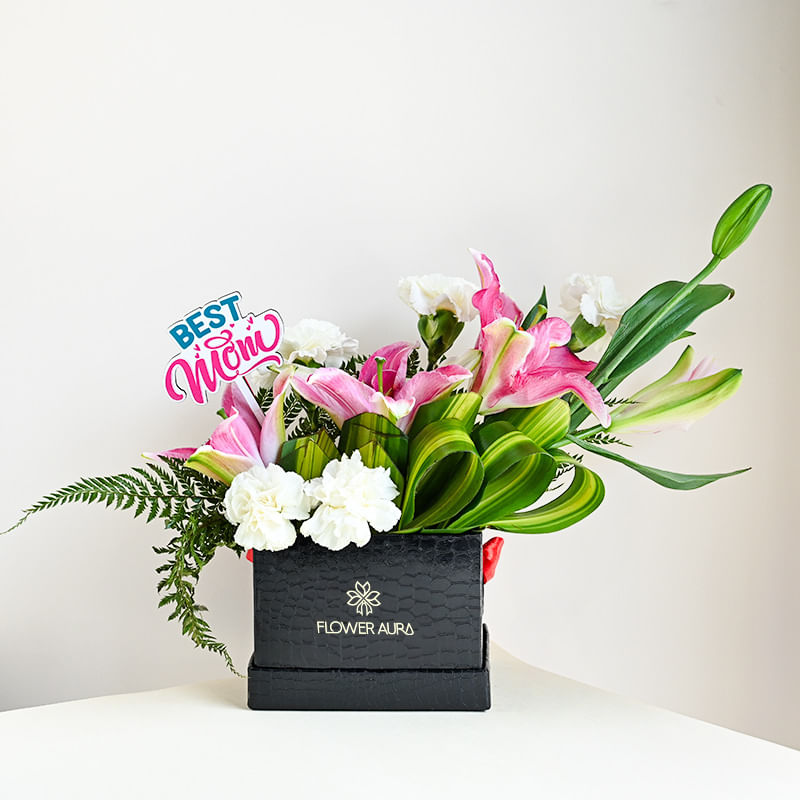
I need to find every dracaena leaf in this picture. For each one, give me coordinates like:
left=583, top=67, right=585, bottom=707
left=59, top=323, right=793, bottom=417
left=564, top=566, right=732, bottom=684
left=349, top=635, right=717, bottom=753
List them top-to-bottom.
left=408, top=391, right=482, bottom=438
left=490, top=398, right=570, bottom=448
left=339, top=412, right=409, bottom=472
left=398, top=418, right=484, bottom=531
left=450, top=422, right=556, bottom=530
left=278, top=430, right=338, bottom=480
left=487, top=461, right=605, bottom=534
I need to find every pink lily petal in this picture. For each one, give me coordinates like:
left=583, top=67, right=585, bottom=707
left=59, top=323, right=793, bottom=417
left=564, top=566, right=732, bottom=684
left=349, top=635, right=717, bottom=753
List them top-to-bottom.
left=469, top=249, right=524, bottom=328
left=472, top=318, right=537, bottom=396
left=520, top=318, right=573, bottom=373
left=473, top=319, right=609, bottom=426
left=360, top=341, right=416, bottom=394
left=541, top=344, right=597, bottom=376
left=484, top=362, right=611, bottom=427
left=395, top=364, right=472, bottom=431
left=394, top=365, right=471, bottom=431
left=395, top=365, right=472, bottom=405
left=289, top=367, right=388, bottom=427
left=260, top=372, right=292, bottom=465
left=222, top=382, right=262, bottom=443
left=208, top=406, right=262, bottom=464
left=186, top=445, right=257, bottom=486
left=148, top=447, right=197, bottom=461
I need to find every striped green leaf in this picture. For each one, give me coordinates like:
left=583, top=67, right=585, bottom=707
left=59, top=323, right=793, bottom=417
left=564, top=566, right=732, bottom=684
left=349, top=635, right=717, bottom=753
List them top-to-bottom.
left=408, top=391, right=482, bottom=438
left=490, top=398, right=570, bottom=448
left=340, top=412, right=409, bottom=472
left=398, top=419, right=484, bottom=531
left=451, top=422, right=556, bottom=530
left=278, top=429, right=338, bottom=480
left=487, top=459, right=605, bottom=534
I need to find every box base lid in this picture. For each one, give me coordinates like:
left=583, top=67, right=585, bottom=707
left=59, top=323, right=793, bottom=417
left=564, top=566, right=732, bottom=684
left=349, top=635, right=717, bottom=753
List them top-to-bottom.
left=248, top=626, right=491, bottom=711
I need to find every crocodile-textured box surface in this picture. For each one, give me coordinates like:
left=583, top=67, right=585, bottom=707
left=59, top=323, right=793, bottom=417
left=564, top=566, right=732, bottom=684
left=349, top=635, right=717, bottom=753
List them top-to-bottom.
left=252, top=532, right=484, bottom=670
left=248, top=627, right=491, bottom=711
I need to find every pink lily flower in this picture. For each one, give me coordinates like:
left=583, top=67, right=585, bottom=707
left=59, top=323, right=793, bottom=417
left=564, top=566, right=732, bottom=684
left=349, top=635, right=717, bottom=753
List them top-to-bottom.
left=470, top=249, right=524, bottom=328
left=469, top=250, right=611, bottom=427
left=288, top=341, right=471, bottom=432
left=155, top=375, right=290, bottom=485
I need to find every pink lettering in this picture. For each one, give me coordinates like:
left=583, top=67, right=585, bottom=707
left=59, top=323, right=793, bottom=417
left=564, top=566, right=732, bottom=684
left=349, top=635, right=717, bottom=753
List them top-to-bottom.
left=164, top=308, right=283, bottom=405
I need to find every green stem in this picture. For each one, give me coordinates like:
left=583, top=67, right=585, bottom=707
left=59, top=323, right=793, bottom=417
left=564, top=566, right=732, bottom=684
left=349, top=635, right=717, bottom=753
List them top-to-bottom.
left=593, top=254, right=722, bottom=386
left=375, top=357, right=386, bottom=394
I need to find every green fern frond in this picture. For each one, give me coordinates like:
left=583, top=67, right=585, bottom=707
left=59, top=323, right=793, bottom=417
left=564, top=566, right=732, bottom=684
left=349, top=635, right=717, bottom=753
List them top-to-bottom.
left=406, top=349, right=421, bottom=378
left=341, top=354, right=368, bottom=377
left=255, top=385, right=274, bottom=412
left=605, top=396, right=639, bottom=407
left=582, top=432, right=632, bottom=448
left=553, top=452, right=584, bottom=480
left=4, top=458, right=243, bottom=675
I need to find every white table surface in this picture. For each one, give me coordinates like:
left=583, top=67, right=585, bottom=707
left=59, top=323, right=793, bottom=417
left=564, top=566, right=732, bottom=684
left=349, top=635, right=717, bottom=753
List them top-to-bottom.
left=1, top=645, right=798, bottom=799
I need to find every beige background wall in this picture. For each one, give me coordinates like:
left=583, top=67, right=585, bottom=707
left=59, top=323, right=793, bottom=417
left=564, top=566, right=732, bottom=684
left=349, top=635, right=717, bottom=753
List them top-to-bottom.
left=1, top=1, right=798, bottom=748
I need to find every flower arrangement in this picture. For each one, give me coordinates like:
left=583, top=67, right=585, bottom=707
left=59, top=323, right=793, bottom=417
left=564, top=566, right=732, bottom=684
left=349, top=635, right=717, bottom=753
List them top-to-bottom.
left=3, top=184, right=771, bottom=675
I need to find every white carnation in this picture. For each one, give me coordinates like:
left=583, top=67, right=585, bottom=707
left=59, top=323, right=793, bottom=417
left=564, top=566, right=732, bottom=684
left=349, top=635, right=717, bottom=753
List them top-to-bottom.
left=398, top=274, right=479, bottom=322
left=560, top=274, right=627, bottom=329
left=280, top=318, right=359, bottom=368
left=300, top=451, right=401, bottom=551
left=223, top=463, right=311, bottom=552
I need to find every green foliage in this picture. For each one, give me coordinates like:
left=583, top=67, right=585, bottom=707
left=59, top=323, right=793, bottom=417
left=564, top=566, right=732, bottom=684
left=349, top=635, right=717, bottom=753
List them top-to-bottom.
left=569, top=185, right=771, bottom=429
left=570, top=281, right=734, bottom=429
left=593, top=282, right=734, bottom=394
left=521, top=285, right=548, bottom=329
left=417, top=309, right=464, bottom=369
left=567, top=314, right=606, bottom=352
left=406, top=348, right=421, bottom=378
left=341, top=353, right=368, bottom=377
left=255, top=385, right=274, bottom=412
left=408, top=391, right=481, bottom=438
left=605, top=396, right=638, bottom=408
left=491, top=398, right=570, bottom=448
left=292, top=399, right=339, bottom=440
left=340, top=413, right=409, bottom=472
left=398, top=419, right=484, bottom=531
left=452, top=422, right=556, bottom=530
left=279, top=430, right=338, bottom=480
left=582, top=432, right=631, bottom=448
left=568, top=436, right=749, bottom=490
left=554, top=453, right=582, bottom=480
left=487, top=455, right=605, bottom=534
left=5, top=458, right=242, bottom=675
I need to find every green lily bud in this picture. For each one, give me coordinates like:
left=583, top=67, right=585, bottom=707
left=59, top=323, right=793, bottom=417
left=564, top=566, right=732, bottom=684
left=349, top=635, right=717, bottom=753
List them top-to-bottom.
left=712, top=184, right=772, bottom=259
left=418, top=309, right=464, bottom=368
left=568, top=314, right=606, bottom=353
left=608, top=345, right=742, bottom=433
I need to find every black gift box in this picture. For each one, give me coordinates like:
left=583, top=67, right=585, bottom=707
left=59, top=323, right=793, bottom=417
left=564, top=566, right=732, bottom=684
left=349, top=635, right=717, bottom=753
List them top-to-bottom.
left=247, top=531, right=491, bottom=711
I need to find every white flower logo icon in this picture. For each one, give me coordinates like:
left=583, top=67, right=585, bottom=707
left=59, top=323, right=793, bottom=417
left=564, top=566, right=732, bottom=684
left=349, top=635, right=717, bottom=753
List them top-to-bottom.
left=346, top=581, right=381, bottom=616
